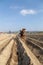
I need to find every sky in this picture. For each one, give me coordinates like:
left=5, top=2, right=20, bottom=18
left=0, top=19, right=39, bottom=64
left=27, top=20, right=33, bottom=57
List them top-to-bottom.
left=0, top=0, right=43, bottom=32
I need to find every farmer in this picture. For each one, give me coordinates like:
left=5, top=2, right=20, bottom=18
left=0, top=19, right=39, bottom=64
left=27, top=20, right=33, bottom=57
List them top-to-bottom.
left=19, top=28, right=26, bottom=38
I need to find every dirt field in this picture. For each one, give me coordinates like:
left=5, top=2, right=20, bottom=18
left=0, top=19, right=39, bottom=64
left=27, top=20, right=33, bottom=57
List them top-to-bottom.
left=0, top=33, right=43, bottom=65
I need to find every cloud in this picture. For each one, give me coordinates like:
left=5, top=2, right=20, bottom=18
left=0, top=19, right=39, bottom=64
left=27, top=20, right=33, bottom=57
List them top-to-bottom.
left=10, top=6, right=24, bottom=9
left=10, top=6, right=20, bottom=9
left=20, top=9, right=37, bottom=16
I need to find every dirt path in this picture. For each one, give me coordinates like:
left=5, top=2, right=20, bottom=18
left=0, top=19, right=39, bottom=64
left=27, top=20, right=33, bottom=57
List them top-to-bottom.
left=0, top=39, right=14, bottom=65
left=7, top=40, right=18, bottom=65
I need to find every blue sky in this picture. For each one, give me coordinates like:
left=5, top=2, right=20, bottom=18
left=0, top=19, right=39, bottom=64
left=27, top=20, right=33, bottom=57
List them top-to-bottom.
left=0, top=0, right=43, bottom=32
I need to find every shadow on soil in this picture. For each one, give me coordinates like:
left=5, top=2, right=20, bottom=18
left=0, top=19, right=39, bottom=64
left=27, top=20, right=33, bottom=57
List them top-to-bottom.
left=16, top=37, right=31, bottom=65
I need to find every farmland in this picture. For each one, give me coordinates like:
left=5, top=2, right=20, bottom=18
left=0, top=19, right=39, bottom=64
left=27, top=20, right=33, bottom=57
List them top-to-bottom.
left=0, top=32, right=43, bottom=65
